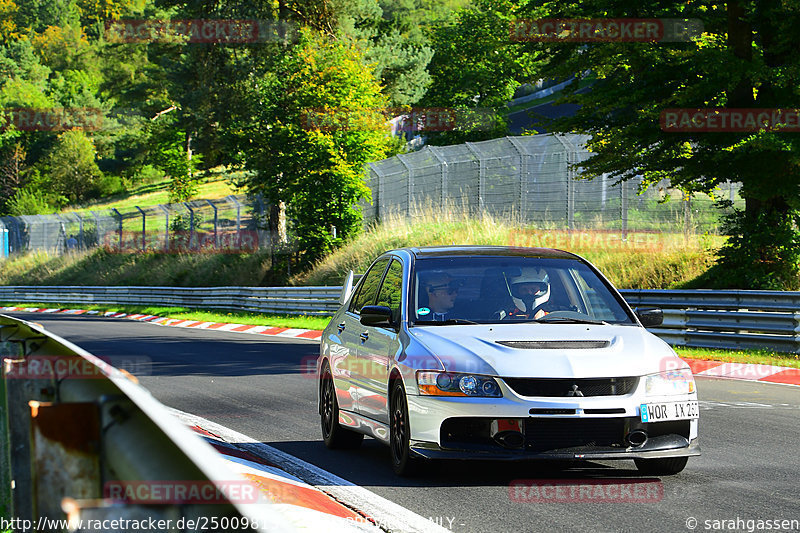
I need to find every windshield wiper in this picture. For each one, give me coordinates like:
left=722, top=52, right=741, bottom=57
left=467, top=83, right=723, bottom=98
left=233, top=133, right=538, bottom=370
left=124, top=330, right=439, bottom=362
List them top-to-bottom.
left=530, top=316, right=608, bottom=325
left=414, top=319, right=479, bottom=326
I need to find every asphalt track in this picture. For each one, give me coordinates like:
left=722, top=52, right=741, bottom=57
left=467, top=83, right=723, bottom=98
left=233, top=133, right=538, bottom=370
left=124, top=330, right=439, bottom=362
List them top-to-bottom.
left=12, top=313, right=800, bottom=533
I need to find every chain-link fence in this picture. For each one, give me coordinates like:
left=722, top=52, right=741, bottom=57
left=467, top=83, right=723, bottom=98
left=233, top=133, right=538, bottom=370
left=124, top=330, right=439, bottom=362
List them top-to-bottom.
left=365, top=133, right=743, bottom=234
left=0, top=195, right=271, bottom=256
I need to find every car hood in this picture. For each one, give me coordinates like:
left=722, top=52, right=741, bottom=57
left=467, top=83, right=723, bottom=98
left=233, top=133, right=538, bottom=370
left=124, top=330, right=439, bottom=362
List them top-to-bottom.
left=407, top=323, right=682, bottom=378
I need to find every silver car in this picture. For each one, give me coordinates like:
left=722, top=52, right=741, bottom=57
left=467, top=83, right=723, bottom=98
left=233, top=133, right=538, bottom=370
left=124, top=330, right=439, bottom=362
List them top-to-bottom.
left=317, top=246, right=699, bottom=476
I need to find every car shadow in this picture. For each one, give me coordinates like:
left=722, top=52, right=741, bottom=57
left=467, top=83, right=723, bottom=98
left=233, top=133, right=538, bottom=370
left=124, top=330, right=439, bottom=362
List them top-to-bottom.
left=246, top=438, right=654, bottom=489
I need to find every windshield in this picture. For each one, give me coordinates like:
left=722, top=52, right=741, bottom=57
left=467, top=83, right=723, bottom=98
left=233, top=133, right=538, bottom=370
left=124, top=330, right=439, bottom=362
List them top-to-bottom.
left=411, top=256, right=635, bottom=326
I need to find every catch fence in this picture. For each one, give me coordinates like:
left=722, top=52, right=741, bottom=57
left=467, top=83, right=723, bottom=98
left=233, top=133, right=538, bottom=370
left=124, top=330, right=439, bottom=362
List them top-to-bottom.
left=365, top=133, right=743, bottom=234
left=0, top=195, right=271, bottom=256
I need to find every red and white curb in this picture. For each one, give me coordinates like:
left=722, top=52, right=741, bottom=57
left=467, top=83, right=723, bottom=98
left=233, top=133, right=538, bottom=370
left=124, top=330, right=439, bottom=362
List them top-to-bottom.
left=0, top=306, right=322, bottom=340
left=3, top=306, right=798, bottom=387
left=173, top=409, right=451, bottom=533
left=185, top=425, right=378, bottom=531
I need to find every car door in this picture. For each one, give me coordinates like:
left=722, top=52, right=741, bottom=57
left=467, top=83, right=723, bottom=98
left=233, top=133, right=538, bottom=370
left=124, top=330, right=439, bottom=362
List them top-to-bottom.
left=342, top=257, right=390, bottom=415
left=355, top=258, right=404, bottom=424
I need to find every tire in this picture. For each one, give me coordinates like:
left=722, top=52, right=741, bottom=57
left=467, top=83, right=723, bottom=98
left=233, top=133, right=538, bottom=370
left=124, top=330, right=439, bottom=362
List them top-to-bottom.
left=320, top=363, right=364, bottom=450
left=389, top=380, right=422, bottom=476
left=634, top=456, right=688, bottom=476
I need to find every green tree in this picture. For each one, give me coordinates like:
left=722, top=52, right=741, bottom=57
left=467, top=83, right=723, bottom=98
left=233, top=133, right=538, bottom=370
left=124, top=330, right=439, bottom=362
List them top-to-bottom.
left=423, top=0, right=537, bottom=144
left=521, top=0, right=800, bottom=288
left=239, top=29, right=395, bottom=265
left=36, top=129, right=104, bottom=203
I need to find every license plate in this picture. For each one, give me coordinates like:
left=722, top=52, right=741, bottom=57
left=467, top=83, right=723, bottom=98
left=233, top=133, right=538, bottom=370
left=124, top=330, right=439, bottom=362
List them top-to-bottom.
left=640, top=401, right=699, bottom=422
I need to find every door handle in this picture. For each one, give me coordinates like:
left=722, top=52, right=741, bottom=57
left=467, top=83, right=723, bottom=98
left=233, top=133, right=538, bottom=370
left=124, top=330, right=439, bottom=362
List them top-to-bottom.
left=337, top=322, right=346, bottom=333
left=359, top=331, right=369, bottom=343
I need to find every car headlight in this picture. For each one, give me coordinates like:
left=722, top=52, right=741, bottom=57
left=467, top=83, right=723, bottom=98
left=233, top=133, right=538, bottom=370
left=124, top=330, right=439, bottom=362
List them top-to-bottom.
left=645, top=369, right=696, bottom=396
left=417, top=371, right=503, bottom=397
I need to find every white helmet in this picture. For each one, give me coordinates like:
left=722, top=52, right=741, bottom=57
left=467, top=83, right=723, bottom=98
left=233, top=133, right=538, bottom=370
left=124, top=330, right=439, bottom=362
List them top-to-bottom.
left=508, top=267, right=550, bottom=314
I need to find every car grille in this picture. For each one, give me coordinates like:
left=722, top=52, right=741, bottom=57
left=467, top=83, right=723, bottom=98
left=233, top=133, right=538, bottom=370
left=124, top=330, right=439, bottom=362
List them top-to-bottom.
left=497, top=340, right=610, bottom=349
left=503, top=377, right=637, bottom=397
left=524, top=418, right=626, bottom=451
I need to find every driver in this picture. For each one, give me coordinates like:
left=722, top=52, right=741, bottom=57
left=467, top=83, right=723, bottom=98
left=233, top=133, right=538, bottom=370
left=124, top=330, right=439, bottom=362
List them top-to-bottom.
left=505, top=267, right=550, bottom=320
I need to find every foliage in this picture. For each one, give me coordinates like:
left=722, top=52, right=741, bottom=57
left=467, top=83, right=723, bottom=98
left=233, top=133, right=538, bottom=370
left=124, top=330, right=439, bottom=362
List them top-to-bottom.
left=422, top=0, right=537, bottom=144
left=519, top=0, right=800, bottom=288
left=238, top=29, right=396, bottom=266
left=36, top=130, right=105, bottom=203
left=6, top=185, right=52, bottom=215
left=713, top=206, right=800, bottom=290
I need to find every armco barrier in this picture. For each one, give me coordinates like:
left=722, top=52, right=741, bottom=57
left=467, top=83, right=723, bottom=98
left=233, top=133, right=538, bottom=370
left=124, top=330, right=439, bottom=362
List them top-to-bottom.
left=0, top=285, right=342, bottom=316
left=0, top=286, right=798, bottom=352
left=619, top=289, right=800, bottom=352
left=0, top=313, right=304, bottom=531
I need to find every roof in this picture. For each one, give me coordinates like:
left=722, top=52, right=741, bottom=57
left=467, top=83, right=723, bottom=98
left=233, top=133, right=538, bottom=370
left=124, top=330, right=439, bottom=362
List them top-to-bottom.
left=404, top=245, right=579, bottom=260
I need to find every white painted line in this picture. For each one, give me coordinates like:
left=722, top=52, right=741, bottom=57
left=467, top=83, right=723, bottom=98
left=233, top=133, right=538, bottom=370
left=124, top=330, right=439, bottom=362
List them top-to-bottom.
left=171, top=409, right=451, bottom=533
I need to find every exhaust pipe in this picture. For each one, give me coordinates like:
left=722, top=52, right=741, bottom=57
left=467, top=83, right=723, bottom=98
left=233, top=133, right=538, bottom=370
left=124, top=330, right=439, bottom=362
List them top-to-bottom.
left=625, top=430, right=648, bottom=447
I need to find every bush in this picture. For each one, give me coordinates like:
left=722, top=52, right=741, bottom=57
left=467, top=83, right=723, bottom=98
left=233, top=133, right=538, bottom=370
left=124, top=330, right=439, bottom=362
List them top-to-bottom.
left=37, top=130, right=105, bottom=202
left=6, top=187, right=55, bottom=215
left=714, top=207, right=800, bottom=290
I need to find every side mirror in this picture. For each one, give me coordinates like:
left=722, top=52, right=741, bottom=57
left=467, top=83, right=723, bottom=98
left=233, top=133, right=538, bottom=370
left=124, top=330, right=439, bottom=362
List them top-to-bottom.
left=339, top=270, right=355, bottom=305
left=360, top=305, right=394, bottom=327
left=635, top=307, right=663, bottom=327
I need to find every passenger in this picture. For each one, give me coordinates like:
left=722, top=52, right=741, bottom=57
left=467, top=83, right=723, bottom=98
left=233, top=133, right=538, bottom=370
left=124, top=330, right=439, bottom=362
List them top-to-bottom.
left=422, top=272, right=463, bottom=321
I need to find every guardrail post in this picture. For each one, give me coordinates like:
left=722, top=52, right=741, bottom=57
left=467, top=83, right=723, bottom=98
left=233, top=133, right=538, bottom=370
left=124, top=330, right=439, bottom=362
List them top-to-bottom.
left=134, top=206, right=146, bottom=251
left=0, top=337, right=19, bottom=519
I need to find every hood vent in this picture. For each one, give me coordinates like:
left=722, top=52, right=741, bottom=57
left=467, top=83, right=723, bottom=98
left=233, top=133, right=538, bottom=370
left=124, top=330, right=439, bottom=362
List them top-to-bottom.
left=497, top=340, right=610, bottom=349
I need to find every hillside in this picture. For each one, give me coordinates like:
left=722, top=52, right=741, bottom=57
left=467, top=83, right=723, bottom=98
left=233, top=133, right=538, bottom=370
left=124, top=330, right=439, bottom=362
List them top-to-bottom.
left=0, top=211, right=717, bottom=289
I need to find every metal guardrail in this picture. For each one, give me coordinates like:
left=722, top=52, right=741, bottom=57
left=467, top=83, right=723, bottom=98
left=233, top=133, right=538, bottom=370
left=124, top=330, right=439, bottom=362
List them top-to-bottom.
left=0, top=286, right=798, bottom=352
left=0, top=286, right=342, bottom=316
left=620, top=290, right=800, bottom=352
left=0, top=313, right=295, bottom=531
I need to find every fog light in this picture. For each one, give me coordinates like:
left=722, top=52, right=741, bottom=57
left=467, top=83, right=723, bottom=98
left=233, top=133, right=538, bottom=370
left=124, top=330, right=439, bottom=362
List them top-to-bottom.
left=482, top=380, right=499, bottom=396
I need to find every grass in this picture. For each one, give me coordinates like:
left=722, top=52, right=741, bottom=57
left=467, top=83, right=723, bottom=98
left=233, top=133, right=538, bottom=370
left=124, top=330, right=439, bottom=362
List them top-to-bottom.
left=65, top=167, right=246, bottom=214
left=295, top=208, right=718, bottom=289
left=0, top=248, right=280, bottom=287
left=0, top=302, right=332, bottom=331
left=674, top=346, right=800, bottom=369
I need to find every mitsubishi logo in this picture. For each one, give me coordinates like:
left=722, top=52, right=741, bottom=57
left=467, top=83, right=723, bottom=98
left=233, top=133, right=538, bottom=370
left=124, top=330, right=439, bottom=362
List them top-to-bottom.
left=567, top=384, right=584, bottom=397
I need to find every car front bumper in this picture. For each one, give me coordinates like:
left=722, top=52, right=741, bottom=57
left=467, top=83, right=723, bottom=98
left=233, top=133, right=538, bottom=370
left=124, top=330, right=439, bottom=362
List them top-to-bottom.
left=406, top=389, right=699, bottom=461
